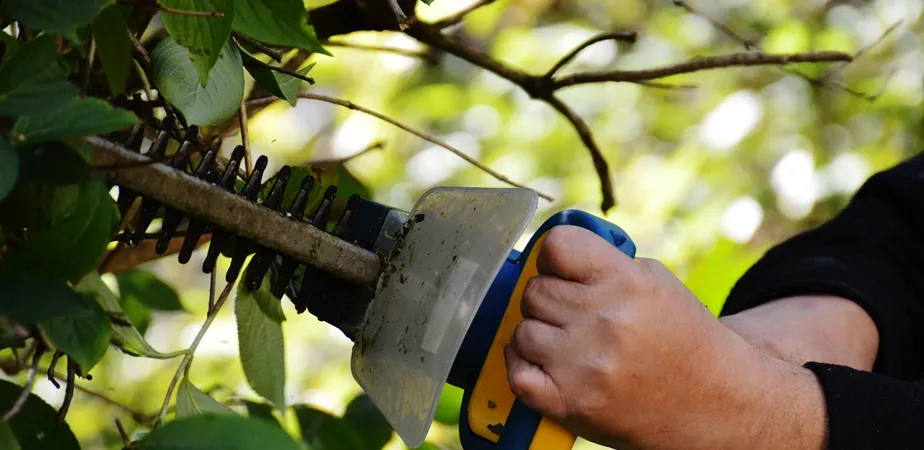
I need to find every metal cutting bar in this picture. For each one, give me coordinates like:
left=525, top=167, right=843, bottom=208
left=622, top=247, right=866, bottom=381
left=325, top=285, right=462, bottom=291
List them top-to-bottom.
left=86, top=136, right=383, bottom=287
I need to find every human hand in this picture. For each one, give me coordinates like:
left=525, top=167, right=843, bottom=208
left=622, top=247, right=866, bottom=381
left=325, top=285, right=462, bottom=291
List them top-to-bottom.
left=504, top=226, right=826, bottom=450
left=720, top=295, right=878, bottom=371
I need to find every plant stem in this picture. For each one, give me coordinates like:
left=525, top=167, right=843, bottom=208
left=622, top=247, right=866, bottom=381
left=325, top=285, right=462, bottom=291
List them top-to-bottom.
left=156, top=279, right=236, bottom=426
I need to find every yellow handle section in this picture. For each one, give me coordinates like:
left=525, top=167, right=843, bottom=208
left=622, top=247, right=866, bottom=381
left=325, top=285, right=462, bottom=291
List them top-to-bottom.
left=467, top=232, right=576, bottom=449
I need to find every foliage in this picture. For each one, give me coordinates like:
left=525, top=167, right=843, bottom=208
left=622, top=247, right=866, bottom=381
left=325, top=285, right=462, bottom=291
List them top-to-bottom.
left=0, top=0, right=916, bottom=449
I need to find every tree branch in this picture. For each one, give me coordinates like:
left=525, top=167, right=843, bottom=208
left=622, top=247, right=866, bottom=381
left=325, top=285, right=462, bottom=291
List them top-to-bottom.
left=431, top=0, right=497, bottom=29
left=232, top=31, right=283, bottom=62
left=544, top=32, right=638, bottom=79
left=322, top=40, right=436, bottom=62
left=552, top=51, right=851, bottom=87
left=246, top=94, right=554, bottom=202
left=2, top=347, right=42, bottom=421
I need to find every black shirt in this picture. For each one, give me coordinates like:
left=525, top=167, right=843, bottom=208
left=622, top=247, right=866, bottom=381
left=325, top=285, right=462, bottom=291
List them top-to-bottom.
left=720, top=151, right=924, bottom=449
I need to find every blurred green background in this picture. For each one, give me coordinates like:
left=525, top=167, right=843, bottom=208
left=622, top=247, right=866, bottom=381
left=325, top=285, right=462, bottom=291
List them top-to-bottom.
left=3, top=0, right=921, bottom=448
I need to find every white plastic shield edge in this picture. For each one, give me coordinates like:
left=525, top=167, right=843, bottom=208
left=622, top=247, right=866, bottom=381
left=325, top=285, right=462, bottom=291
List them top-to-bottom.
left=349, top=187, right=538, bottom=448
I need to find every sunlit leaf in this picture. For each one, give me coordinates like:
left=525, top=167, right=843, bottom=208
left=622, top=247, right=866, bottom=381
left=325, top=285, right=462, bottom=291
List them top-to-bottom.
left=0, top=0, right=107, bottom=33
left=158, top=0, right=234, bottom=85
left=232, top=0, right=329, bottom=54
left=91, top=4, right=133, bottom=95
left=151, top=36, right=244, bottom=125
left=241, top=48, right=313, bottom=107
left=11, top=98, right=138, bottom=146
left=0, top=137, right=18, bottom=202
left=1, top=180, right=118, bottom=282
left=116, top=269, right=185, bottom=311
left=75, top=272, right=187, bottom=359
left=235, top=272, right=286, bottom=410
left=38, top=294, right=110, bottom=371
left=176, top=376, right=237, bottom=418
left=0, top=379, right=80, bottom=450
left=433, top=383, right=463, bottom=425
left=343, top=394, right=392, bottom=450
left=293, top=405, right=365, bottom=450
left=133, top=414, right=301, bottom=450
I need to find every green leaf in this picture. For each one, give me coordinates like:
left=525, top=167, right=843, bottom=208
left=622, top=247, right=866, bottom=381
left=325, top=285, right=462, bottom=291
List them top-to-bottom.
left=0, top=0, right=107, bottom=33
left=158, top=0, right=234, bottom=86
left=232, top=0, right=329, bottom=55
left=91, top=4, right=133, bottom=95
left=0, top=32, right=19, bottom=64
left=0, top=35, right=79, bottom=117
left=151, top=36, right=244, bottom=125
left=241, top=50, right=313, bottom=107
left=11, top=97, right=138, bottom=146
left=0, top=137, right=18, bottom=202
left=16, top=141, right=92, bottom=186
left=1, top=180, right=118, bottom=282
left=248, top=267, right=285, bottom=323
left=116, top=269, right=185, bottom=311
left=75, top=272, right=187, bottom=359
left=235, top=273, right=286, bottom=410
left=0, top=275, right=91, bottom=328
left=119, top=288, right=152, bottom=335
left=38, top=293, right=111, bottom=371
left=176, top=376, right=237, bottom=418
left=0, top=379, right=80, bottom=450
left=433, top=383, right=463, bottom=425
left=343, top=394, right=392, bottom=450
left=244, top=401, right=281, bottom=428
left=293, top=405, right=366, bottom=450
left=133, top=414, right=301, bottom=450
left=0, top=421, right=22, bottom=450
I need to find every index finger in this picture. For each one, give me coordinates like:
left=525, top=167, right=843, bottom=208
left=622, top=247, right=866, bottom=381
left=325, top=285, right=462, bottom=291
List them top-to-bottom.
left=535, top=225, right=634, bottom=282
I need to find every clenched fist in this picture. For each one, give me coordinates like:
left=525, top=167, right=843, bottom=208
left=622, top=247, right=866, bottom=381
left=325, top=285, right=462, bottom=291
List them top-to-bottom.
left=504, top=225, right=827, bottom=450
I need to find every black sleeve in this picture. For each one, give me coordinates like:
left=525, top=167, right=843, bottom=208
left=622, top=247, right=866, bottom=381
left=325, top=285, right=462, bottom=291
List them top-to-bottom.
left=719, top=151, right=924, bottom=449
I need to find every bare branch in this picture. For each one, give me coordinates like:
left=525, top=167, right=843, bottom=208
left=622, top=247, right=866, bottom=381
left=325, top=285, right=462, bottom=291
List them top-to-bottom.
left=387, top=0, right=415, bottom=30
left=432, top=0, right=496, bottom=29
left=672, top=1, right=758, bottom=49
left=819, top=19, right=902, bottom=81
left=232, top=31, right=283, bottom=62
left=544, top=32, right=639, bottom=79
left=81, top=38, right=97, bottom=97
left=322, top=40, right=436, bottom=62
left=553, top=51, right=852, bottom=88
left=242, top=61, right=317, bottom=85
left=247, top=94, right=554, bottom=202
left=543, top=95, right=615, bottom=211
left=240, top=99, right=252, bottom=175
left=310, top=140, right=386, bottom=169
left=2, top=347, right=43, bottom=421
left=47, top=350, right=63, bottom=389
left=57, top=359, right=76, bottom=424
left=116, top=418, right=133, bottom=449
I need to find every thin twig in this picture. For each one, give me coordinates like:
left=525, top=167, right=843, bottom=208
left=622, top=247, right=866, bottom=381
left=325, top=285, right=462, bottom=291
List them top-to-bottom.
left=117, top=0, right=225, bottom=17
left=387, top=0, right=414, bottom=30
left=432, top=0, right=496, bottom=29
left=672, top=1, right=757, bottom=49
left=819, top=19, right=902, bottom=80
left=232, top=31, right=283, bottom=62
left=128, top=32, right=151, bottom=67
left=544, top=32, right=639, bottom=78
left=81, top=38, right=97, bottom=97
left=321, top=40, right=434, bottom=62
left=553, top=51, right=852, bottom=87
left=256, top=63, right=316, bottom=85
left=247, top=94, right=554, bottom=202
left=543, top=95, right=615, bottom=211
left=240, top=99, right=252, bottom=176
left=310, top=141, right=386, bottom=169
left=208, top=270, right=217, bottom=314
left=156, top=280, right=236, bottom=426
left=2, top=347, right=43, bottom=421
left=47, top=350, right=63, bottom=388
left=57, top=359, right=76, bottom=424
left=42, top=367, right=152, bottom=424
left=116, top=418, right=133, bottom=449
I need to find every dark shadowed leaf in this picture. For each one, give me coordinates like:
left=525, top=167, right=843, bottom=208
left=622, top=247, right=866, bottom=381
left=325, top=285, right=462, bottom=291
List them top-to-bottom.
left=0, top=0, right=107, bottom=33
left=158, top=0, right=234, bottom=85
left=232, top=0, right=328, bottom=54
left=91, top=4, right=133, bottom=95
left=0, top=35, right=78, bottom=117
left=151, top=36, right=244, bottom=125
left=241, top=49, right=313, bottom=107
left=11, top=97, right=138, bottom=146
left=0, top=137, right=17, bottom=202
left=16, top=141, right=92, bottom=186
left=1, top=180, right=118, bottom=282
left=116, top=269, right=185, bottom=311
left=75, top=272, right=187, bottom=360
left=0, top=274, right=91, bottom=328
left=235, top=274, right=286, bottom=410
left=119, top=289, right=152, bottom=335
left=38, top=293, right=111, bottom=371
left=176, top=376, right=237, bottom=417
left=0, top=379, right=80, bottom=450
left=343, top=394, right=393, bottom=450
left=244, top=400, right=281, bottom=427
left=293, top=405, right=366, bottom=450
left=133, top=414, right=301, bottom=450
left=0, top=421, right=21, bottom=450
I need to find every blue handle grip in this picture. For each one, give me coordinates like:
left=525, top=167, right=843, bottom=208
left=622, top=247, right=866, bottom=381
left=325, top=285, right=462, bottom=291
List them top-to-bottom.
left=497, top=210, right=636, bottom=450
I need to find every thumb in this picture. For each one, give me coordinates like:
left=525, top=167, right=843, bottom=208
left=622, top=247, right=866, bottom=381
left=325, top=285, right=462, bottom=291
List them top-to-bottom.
left=504, top=345, right=567, bottom=420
